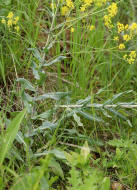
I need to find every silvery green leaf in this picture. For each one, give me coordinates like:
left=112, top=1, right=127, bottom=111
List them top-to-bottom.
left=28, top=48, right=43, bottom=63
left=43, top=56, right=66, bottom=66
left=31, top=62, right=40, bottom=80
left=17, top=78, right=35, bottom=91
left=104, top=90, right=132, bottom=105
left=35, top=91, right=71, bottom=101
left=22, top=92, right=33, bottom=102
left=76, top=96, right=91, bottom=105
left=101, top=108, right=112, bottom=118
left=106, top=108, right=128, bottom=121
left=106, top=108, right=133, bottom=127
left=31, top=110, right=52, bottom=120
left=77, top=110, right=104, bottom=123
left=73, top=113, right=83, bottom=126
left=26, top=121, right=58, bottom=137
left=33, top=121, right=58, bottom=132
left=16, top=131, right=27, bottom=147
left=34, top=149, right=66, bottom=159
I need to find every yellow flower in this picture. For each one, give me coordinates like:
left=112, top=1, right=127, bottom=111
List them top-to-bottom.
left=66, top=0, right=74, bottom=8
left=81, top=0, right=93, bottom=11
left=108, top=3, right=118, bottom=17
left=80, top=5, right=86, bottom=12
left=61, top=6, right=69, bottom=15
left=7, top=12, right=14, bottom=19
left=104, top=15, right=113, bottom=29
left=13, top=16, right=19, bottom=25
left=1, top=18, right=6, bottom=24
left=7, top=19, right=13, bottom=27
left=117, top=22, right=125, bottom=33
left=129, top=22, right=137, bottom=35
left=125, top=24, right=129, bottom=30
left=89, top=25, right=95, bottom=31
left=15, top=26, right=20, bottom=32
left=71, top=27, right=74, bottom=33
left=123, top=34, right=131, bottom=42
left=114, top=36, right=119, bottom=41
left=118, top=43, right=125, bottom=50
left=123, top=51, right=136, bottom=64
left=127, top=51, right=136, bottom=64
left=129, top=51, right=136, bottom=58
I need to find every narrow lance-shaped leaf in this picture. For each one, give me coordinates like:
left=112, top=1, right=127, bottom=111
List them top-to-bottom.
left=43, top=56, right=66, bottom=66
left=16, top=78, right=35, bottom=92
left=35, top=92, right=71, bottom=101
left=0, top=109, right=26, bottom=167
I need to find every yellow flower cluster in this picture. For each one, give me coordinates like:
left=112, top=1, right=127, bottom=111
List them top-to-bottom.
left=61, top=0, right=74, bottom=16
left=66, top=0, right=74, bottom=8
left=80, top=0, right=94, bottom=12
left=80, top=0, right=107, bottom=12
left=107, top=2, right=118, bottom=17
left=104, top=3, right=118, bottom=29
left=61, top=6, right=69, bottom=15
left=1, top=12, right=20, bottom=33
left=115, top=22, right=137, bottom=52
left=117, top=22, right=125, bottom=33
left=117, top=22, right=137, bottom=40
left=129, top=22, right=137, bottom=35
left=123, top=34, right=131, bottom=42
left=114, top=36, right=119, bottom=41
left=118, top=43, right=125, bottom=50
left=123, top=51, right=136, bottom=64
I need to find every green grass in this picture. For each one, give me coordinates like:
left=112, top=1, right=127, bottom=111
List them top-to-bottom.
left=0, top=0, right=137, bottom=189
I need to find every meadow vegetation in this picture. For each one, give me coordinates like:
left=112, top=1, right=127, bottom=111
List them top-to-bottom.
left=0, top=0, right=137, bottom=189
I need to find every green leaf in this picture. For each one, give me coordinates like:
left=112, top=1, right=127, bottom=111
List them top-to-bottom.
left=28, top=48, right=43, bottom=63
left=43, top=56, right=66, bottom=66
left=17, top=78, right=35, bottom=92
left=104, top=90, right=132, bottom=105
left=35, top=92, right=71, bottom=101
left=76, top=96, right=91, bottom=105
left=105, top=107, right=132, bottom=127
left=0, top=109, right=26, bottom=167
left=31, top=110, right=52, bottom=120
left=77, top=110, right=104, bottom=123
left=73, top=112, right=83, bottom=127
left=26, top=121, right=58, bottom=137
left=34, top=149, right=66, bottom=159
left=49, top=158, right=64, bottom=179
left=11, top=172, right=40, bottom=190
